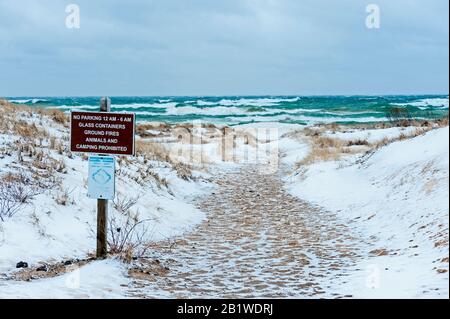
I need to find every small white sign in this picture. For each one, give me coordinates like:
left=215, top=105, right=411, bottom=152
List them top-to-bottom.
left=88, top=155, right=115, bottom=200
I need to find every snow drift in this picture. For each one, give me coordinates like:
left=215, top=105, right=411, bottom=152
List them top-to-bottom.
left=287, top=127, right=449, bottom=298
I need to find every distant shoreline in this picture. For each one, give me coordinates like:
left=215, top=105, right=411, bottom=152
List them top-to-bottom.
left=2, top=95, right=448, bottom=127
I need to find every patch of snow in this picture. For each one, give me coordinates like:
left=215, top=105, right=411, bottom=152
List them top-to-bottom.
left=0, top=111, right=212, bottom=273
left=324, top=126, right=420, bottom=144
left=286, top=127, right=449, bottom=298
left=278, top=137, right=310, bottom=168
left=0, top=259, right=128, bottom=298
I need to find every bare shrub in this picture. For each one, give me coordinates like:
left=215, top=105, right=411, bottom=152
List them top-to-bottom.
left=386, top=107, right=416, bottom=126
left=47, top=109, right=67, bottom=125
left=436, top=113, right=449, bottom=127
left=136, top=122, right=170, bottom=137
left=302, top=127, right=322, bottom=137
left=372, top=127, right=430, bottom=151
left=296, top=135, right=356, bottom=167
left=49, top=136, right=56, bottom=149
left=314, top=136, right=345, bottom=148
left=373, top=137, right=390, bottom=150
left=347, top=139, right=370, bottom=146
left=136, top=140, right=171, bottom=163
left=136, top=140, right=193, bottom=180
left=297, top=146, right=345, bottom=166
left=31, top=152, right=67, bottom=174
left=55, top=158, right=67, bottom=173
left=173, top=162, right=192, bottom=180
left=145, top=169, right=169, bottom=188
left=0, top=177, right=41, bottom=221
left=0, top=187, right=24, bottom=221
left=55, top=187, right=74, bottom=206
left=113, top=194, right=141, bottom=213
left=29, top=210, right=47, bottom=238
left=107, top=213, right=154, bottom=262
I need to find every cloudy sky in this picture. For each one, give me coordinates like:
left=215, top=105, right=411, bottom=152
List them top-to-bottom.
left=0, top=0, right=448, bottom=96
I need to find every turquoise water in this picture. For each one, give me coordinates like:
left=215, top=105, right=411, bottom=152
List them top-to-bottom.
left=5, top=95, right=448, bottom=126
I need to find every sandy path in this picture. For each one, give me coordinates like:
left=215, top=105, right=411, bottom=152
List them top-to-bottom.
left=129, top=165, right=362, bottom=298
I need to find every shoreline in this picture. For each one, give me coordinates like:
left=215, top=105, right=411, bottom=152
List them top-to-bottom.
left=2, top=95, right=448, bottom=129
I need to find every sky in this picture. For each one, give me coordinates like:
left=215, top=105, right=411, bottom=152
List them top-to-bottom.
left=0, top=0, right=448, bottom=96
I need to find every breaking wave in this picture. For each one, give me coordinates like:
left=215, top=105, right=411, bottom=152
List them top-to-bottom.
left=391, top=97, right=449, bottom=109
left=8, top=98, right=48, bottom=104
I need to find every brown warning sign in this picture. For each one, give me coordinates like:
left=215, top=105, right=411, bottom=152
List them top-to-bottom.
left=70, top=111, right=135, bottom=156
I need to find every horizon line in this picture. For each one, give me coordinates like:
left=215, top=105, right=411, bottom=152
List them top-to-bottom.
left=2, top=93, right=449, bottom=98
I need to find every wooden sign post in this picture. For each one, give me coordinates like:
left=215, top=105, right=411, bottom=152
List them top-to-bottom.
left=70, top=97, right=136, bottom=259
left=97, top=97, right=110, bottom=259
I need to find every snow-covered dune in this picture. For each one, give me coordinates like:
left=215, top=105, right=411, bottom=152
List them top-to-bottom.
left=0, top=103, right=213, bottom=275
left=287, top=127, right=449, bottom=298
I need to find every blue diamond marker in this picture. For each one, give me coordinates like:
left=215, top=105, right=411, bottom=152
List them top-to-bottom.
left=92, top=169, right=112, bottom=185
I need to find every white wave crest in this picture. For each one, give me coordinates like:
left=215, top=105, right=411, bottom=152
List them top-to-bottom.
left=193, top=97, right=300, bottom=107
left=219, top=97, right=300, bottom=107
left=8, top=98, right=47, bottom=104
left=392, top=98, right=449, bottom=109
left=196, top=100, right=217, bottom=106
left=111, top=102, right=178, bottom=109
left=49, top=105, right=99, bottom=110
left=134, top=106, right=322, bottom=117
left=229, top=114, right=387, bottom=124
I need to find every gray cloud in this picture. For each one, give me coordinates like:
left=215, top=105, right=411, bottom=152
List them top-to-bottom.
left=0, top=0, right=448, bottom=96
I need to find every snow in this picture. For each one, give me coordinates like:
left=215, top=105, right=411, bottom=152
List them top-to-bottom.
left=1, top=103, right=448, bottom=298
left=0, top=109, right=213, bottom=274
left=235, top=122, right=305, bottom=135
left=324, top=126, right=420, bottom=144
left=286, top=127, right=449, bottom=298
left=278, top=137, right=310, bottom=168
left=0, top=149, right=209, bottom=272
left=0, top=260, right=129, bottom=298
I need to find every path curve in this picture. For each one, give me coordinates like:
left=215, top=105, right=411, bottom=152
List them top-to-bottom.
left=129, top=165, right=361, bottom=298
